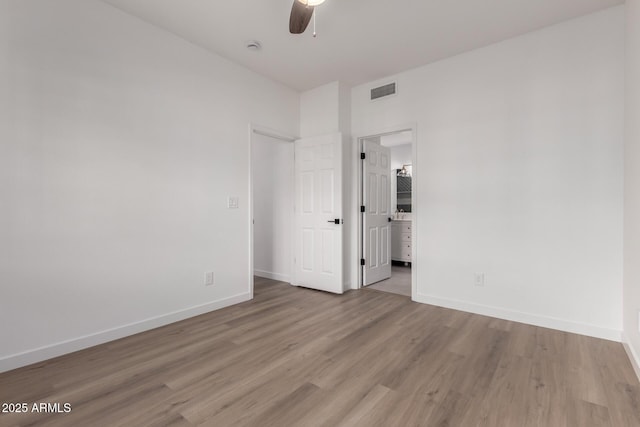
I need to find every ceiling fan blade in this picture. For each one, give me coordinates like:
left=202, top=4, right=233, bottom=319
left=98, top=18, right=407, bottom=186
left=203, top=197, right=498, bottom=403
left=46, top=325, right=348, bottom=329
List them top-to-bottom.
left=289, top=0, right=314, bottom=34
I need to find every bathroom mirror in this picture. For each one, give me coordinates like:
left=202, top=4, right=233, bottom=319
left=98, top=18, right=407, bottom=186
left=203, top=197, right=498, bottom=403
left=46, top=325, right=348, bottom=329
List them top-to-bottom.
left=396, top=167, right=412, bottom=213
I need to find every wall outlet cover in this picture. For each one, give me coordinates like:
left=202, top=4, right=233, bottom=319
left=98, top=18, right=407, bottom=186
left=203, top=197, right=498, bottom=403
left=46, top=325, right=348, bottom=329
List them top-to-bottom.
left=205, top=272, right=214, bottom=286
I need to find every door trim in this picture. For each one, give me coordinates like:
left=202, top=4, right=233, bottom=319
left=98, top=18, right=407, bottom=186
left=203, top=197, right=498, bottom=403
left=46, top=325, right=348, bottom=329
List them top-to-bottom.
left=248, top=124, right=298, bottom=297
left=354, top=124, right=417, bottom=300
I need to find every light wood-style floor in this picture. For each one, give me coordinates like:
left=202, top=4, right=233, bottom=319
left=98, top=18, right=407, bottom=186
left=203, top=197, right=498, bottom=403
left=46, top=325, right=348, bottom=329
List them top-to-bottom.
left=1, top=277, right=639, bottom=427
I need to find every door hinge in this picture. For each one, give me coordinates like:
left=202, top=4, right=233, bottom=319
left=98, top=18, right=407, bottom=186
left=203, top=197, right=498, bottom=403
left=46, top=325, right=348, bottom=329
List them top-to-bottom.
left=360, top=153, right=366, bottom=160
left=360, top=205, right=365, bottom=213
left=360, top=259, right=365, bottom=266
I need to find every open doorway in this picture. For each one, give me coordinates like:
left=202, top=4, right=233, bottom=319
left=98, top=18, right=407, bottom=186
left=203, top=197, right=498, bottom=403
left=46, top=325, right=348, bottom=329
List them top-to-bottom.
left=249, top=126, right=295, bottom=293
left=359, top=129, right=414, bottom=297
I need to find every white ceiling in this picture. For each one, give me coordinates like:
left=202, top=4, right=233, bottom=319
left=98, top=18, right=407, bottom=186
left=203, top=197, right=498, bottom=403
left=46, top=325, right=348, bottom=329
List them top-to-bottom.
left=101, top=0, right=623, bottom=91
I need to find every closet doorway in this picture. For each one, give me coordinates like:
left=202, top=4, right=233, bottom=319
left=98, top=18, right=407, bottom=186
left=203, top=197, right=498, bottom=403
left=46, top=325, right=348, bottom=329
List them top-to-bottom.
left=249, top=126, right=295, bottom=293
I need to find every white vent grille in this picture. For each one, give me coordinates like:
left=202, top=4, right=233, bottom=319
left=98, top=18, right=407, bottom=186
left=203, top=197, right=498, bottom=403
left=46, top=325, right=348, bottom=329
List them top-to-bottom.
left=370, top=82, right=396, bottom=100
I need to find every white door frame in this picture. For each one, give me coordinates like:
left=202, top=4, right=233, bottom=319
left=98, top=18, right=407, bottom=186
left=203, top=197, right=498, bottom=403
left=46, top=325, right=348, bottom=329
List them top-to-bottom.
left=248, top=124, right=297, bottom=297
left=355, top=124, right=417, bottom=300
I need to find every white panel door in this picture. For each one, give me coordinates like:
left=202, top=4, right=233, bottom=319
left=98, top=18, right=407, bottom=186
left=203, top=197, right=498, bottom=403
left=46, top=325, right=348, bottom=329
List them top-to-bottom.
left=294, top=134, right=343, bottom=294
left=363, top=140, right=392, bottom=286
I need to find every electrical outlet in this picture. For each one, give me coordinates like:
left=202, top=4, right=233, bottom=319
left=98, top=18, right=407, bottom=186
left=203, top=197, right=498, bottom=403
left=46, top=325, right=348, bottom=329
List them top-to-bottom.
left=205, top=272, right=215, bottom=286
left=474, top=273, right=485, bottom=287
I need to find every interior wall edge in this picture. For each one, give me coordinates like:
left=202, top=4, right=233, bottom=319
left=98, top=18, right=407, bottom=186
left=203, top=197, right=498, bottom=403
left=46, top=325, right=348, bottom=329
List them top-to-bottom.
left=0, top=292, right=252, bottom=374
left=413, top=292, right=622, bottom=342
left=623, top=332, right=640, bottom=382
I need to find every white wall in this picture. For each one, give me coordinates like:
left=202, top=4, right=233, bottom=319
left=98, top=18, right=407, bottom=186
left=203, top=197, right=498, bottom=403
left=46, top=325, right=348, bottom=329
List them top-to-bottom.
left=0, top=0, right=299, bottom=372
left=624, top=0, right=640, bottom=375
left=352, top=7, right=624, bottom=340
left=300, top=80, right=351, bottom=139
left=300, top=81, right=354, bottom=290
left=300, top=82, right=340, bottom=138
left=342, top=132, right=354, bottom=290
left=252, top=134, right=294, bottom=282
left=389, top=144, right=412, bottom=171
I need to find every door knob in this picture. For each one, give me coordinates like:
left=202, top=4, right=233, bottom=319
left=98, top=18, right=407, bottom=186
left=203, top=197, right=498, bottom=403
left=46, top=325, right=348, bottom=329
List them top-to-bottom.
left=327, top=219, right=341, bottom=224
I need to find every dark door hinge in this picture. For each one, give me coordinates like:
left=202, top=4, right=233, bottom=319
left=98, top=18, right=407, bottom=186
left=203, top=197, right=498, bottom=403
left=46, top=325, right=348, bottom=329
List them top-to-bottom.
left=360, top=153, right=366, bottom=160
left=360, top=259, right=365, bottom=266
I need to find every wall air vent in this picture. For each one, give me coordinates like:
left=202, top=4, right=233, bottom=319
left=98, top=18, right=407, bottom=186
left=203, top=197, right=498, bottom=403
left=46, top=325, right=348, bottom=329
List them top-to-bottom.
left=370, top=82, right=397, bottom=100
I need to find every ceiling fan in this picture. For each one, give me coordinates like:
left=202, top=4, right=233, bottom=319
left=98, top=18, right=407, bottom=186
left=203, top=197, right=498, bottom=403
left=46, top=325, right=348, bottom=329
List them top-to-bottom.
left=289, top=0, right=326, bottom=35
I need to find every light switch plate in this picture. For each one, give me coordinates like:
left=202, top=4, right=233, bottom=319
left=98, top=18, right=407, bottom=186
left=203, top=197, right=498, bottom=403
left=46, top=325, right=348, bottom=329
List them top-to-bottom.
left=228, top=196, right=239, bottom=209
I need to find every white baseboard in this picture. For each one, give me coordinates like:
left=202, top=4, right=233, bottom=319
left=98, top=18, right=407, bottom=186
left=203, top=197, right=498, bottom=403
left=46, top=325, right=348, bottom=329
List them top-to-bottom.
left=254, top=270, right=290, bottom=283
left=0, top=292, right=252, bottom=374
left=413, top=292, right=621, bottom=342
left=622, top=332, right=640, bottom=382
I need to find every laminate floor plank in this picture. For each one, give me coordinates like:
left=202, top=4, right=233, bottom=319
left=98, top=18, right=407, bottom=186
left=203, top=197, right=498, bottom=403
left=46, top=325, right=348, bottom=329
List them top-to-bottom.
left=1, top=278, right=639, bottom=427
left=463, top=354, right=533, bottom=427
left=523, top=359, right=567, bottom=427
left=293, top=377, right=382, bottom=427
left=333, top=384, right=392, bottom=427
left=566, top=399, right=612, bottom=427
